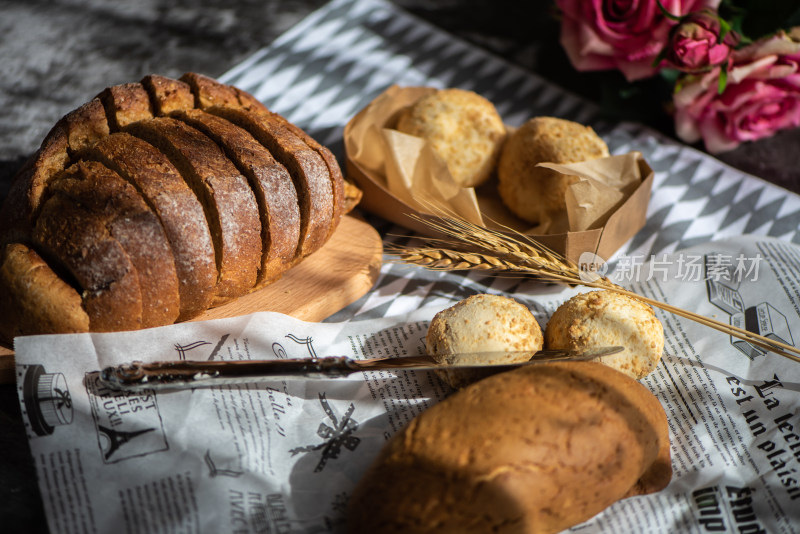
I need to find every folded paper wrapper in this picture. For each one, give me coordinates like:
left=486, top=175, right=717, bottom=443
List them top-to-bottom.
left=343, top=85, right=654, bottom=264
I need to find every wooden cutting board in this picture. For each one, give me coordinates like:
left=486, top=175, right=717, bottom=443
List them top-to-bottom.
left=0, top=214, right=383, bottom=383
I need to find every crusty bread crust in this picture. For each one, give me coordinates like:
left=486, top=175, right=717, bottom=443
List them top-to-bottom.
left=180, top=71, right=240, bottom=110
left=0, top=73, right=352, bottom=341
left=183, top=73, right=347, bottom=241
left=184, top=73, right=348, bottom=239
left=142, top=74, right=195, bottom=116
left=97, top=82, right=154, bottom=130
left=235, top=88, right=346, bottom=241
left=0, top=98, right=110, bottom=245
left=210, top=106, right=333, bottom=260
left=173, top=109, right=301, bottom=287
left=269, top=112, right=345, bottom=241
left=124, top=117, right=262, bottom=303
left=497, top=117, right=609, bottom=225
left=0, top=130, right=69, bottom=247
left=83, top=132, right=217, bottom=320
left=82, top=161, right=181, bottom=327
left=34, top=162, right=145, bottom=331
left=0, top=243, right=89, bottom=340
left=545, top=290, right=664, bottom=379
left=347, top=361, right=672, bottom=534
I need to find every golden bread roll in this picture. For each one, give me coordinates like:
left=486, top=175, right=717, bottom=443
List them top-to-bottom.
left=0, top=72, right=359, bottom=343
left=395, top=88, right=506, bottom=188
left=497, top=116, right=609, bottom=225
left=545, top=290, right=664, bottom=379
left=425, top=294, right=543, bottom=388
left=347, top=361, right=672, bottom=534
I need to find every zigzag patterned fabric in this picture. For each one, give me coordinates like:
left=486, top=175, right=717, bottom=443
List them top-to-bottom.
left=220, top=0, right=800, bottom=320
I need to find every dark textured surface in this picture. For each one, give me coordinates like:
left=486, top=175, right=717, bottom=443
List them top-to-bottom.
left=0, top=0, right=328, bottom=198
left=2, top=0, right=799, bottom=195
left=0, top=1, right=798, bottom=532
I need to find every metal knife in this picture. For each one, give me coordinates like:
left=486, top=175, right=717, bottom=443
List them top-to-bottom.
left=98, top=346, right=623, bottom=392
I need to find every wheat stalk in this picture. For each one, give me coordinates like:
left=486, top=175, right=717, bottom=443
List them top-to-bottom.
left=387, top=214, right=800, bottom=365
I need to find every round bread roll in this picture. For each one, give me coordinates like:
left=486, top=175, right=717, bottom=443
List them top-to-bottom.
left=395, top=88, right=506, bottom=188
left=497, top=116, right=609, bottom=225
left=545, top=290, right=664, bottom=379
left=426, top=294, right=543, bottom=388
left=347, top=361, right=673, bottom=534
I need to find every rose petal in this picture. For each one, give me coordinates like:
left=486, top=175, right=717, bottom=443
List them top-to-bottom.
left=557, top=0, right=721, bottom=80
left=674, top=44, right=800, bottom=153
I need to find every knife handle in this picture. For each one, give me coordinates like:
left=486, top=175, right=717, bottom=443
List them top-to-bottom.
left=100, top=356, right=359, bottom=389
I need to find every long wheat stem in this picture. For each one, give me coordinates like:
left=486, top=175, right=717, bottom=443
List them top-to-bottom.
left=388, top=215, right=800, bottom=365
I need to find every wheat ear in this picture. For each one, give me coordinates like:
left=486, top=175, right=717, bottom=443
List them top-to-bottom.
left=387, top=214, right=800, bottom=365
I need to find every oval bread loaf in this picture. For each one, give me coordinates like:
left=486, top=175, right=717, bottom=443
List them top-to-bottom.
left=0, top=72, right=357, bottom=343
left=347, top=361, right=672, bottom=534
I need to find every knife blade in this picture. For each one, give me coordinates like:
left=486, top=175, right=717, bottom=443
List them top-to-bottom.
left=98, top=346, right=623, bottom=392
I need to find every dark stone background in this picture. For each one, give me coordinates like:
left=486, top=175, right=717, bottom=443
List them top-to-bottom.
left=2, top=0, right=799, bottom=197
left=0, top=1, right=798, bottom=532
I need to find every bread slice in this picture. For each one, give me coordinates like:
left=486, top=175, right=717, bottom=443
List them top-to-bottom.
left=179, top=72, right=240, bottom=110
left=181, top=73, right=343, bottom=249
left=141, top=74, right=195, bottom=116
left=97, top=82, right=154, bottom=130
left=235, top=88, right=346, bottom=239
left=0, top=98, right=110, bottom=245
left=62, top=98, right=112, bottom=155
left=208, top=107, right=332, bottom=259
left=173, top=109, right=301, bottom=286
left=124, top=117, right=262, bottom=302
left=279, top=120, right=345, bottom=239
left=0, top=131, right=69, bottom=247
left=83, top=132, right=217, bottom=319
left=43, top=160, right=179, bottom=328
left=82, top=161, right=180, bottom=328
left=33, top=162, right=145, bottom=331
left=0, top=243, right=89, bottom=343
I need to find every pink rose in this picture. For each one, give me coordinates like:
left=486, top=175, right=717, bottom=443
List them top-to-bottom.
left=557, top=0, right=720, bottom=81
left=661, top=10, right=737, bottom=72
left=674, top=30, right=800, bottom=153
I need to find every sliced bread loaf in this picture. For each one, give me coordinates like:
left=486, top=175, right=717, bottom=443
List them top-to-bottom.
left=0, top=72, right=356, bottom=342
left=173, top=109, right=301, bottom=286
left=124, top=117, right=262, bottom=302
left=83, top=132, right=217, bottom=319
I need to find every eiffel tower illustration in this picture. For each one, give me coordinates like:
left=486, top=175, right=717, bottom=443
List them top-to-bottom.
left=97, top=425, right=155, bottom=460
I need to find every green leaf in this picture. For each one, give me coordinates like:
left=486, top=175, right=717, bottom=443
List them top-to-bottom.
left=656, top=0, right=682, bottom=21
left=721, top=1, right=799, bottom=39
left=718, top=18, right=732, bottom=44
left=652, top=47, right=668, bottom=68
left=718, top=67, right=728, bottom=94
left=660, top=68, right=681, bottom=86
